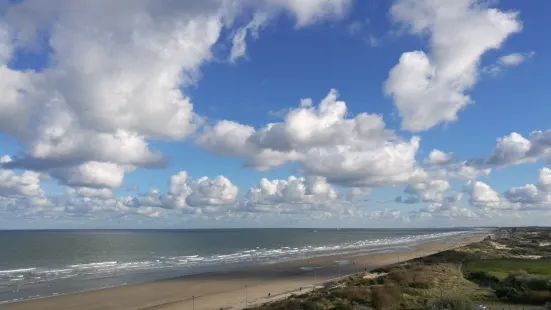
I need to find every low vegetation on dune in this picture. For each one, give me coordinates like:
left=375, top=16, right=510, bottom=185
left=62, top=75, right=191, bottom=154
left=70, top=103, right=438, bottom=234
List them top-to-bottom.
left=250, top=228, right=551, bottom=310
left=463, top=259, right=551, bottom=280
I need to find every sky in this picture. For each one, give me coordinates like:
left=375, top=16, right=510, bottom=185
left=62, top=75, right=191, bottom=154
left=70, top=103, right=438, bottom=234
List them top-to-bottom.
left=0, top=0, right=550, bottom=229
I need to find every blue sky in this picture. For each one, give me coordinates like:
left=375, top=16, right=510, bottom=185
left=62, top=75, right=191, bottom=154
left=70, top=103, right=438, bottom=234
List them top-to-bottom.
left=0, top=0, right=550, bottom=229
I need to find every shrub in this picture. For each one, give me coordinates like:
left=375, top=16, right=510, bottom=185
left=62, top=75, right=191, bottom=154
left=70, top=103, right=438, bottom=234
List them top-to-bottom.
left=386, top=268, right=433, bottom=289
left=388, top=270, right=413, bottom=285
left=465, top=271, right=500, bottom=287
left=501, top=271, right=551, bottom=291
left=371, top=284, right=401, bottom=310
left=495, top=285, right=551, bottom=305
left=332, top=287, right=371, bottom=304
left=495, top=287, right=523, bottom=302
left=426, top=296, right=475, bottom=310
left=302, top=300, right=328, bottom=310
left=332, top=301, right=355, bottom=310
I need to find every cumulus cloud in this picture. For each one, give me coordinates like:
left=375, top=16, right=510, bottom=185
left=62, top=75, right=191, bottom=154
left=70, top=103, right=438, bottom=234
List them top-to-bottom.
left=0, top=0, right=351, bottom=190
left=385, top=0, right=521, bottom=131
left=198, top=89, right=423, bottom=187
left=483, top=130, right=551, bottom=167
left=423, top=149, right=453, bottom=167
left=49, top=162, right=132, bottom=189
left=441, top=162, right=492, bottom=181
left=458, top=167, right=551, bottom=215
left=503, top=167, right=551, bottom=208
left=0, top=169, right=43, bottom=198
left=0, top=169, right=241, bottom=219
left=141, top=171, right=239, bottom=214
left=186, top=176, right=239, bottom=207
left=225, top=176, right=375, bottom=220
left=242, top=176, right=338, bottom=212
left=397, top=180, right=451, bottom=204
left=462, top=180, right=516, bottom=211
left=69, top=187, right=114, bottom=200
left=60, top=196, right=163, bottom=218
left=410, top=202, right=478, bottom=222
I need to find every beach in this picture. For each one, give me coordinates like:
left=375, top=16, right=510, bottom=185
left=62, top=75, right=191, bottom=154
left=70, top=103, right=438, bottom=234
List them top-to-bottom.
left=0, top=233, right=487, bottom=310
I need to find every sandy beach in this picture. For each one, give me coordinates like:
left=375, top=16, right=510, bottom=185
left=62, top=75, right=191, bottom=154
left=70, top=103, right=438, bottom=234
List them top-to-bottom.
left=0, top=233, right=487, bottom=310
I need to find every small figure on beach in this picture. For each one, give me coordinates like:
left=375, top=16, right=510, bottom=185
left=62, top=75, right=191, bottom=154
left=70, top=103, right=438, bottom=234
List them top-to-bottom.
left=300, top=287, right=302, bottom=292
left=268, top=293, right=271, bottom=297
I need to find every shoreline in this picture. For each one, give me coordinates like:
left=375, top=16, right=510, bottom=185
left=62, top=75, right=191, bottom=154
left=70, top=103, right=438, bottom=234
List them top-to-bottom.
left=0, top=231, right=476, bottom=304
left=0, top=232, right=488, bottom=310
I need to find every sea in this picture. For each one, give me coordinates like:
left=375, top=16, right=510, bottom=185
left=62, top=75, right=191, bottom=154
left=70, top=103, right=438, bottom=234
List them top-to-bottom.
left=0, top=228, right=484, bottom=304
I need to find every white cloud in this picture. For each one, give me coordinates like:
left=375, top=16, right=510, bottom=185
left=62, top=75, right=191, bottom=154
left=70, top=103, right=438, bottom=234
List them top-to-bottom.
left=0, top=0, right=351, bottom=190
left=266, top=0, right=351, bottom=28
left=385, top=0, right=521, bottom=131
left=229, top=13, right=269, bottom=62
left=0, top=22, right=11, bottom=64
left=483, top=51, right=535, bottom=76
left=499, top=52, right=534, bottom=66
left=198, top=89, right=423, bottom=187
left=195, top=121, right=256, bottom=158
left=485, top=130, right=551, bottom=167
left=488, top=132, right=531, bottom=165
left=423, top=149, right=453, bottom=167
left=0, top=155, right=11, bottom=164
left=50, top=162, right=132, bottom=189
left=442, top=162, right=492, bottom=180
left=503, top=167, right=551, bottom=208
left=537, top=167, right=551, bottom=192
left=0, top=169, right=43, bottom=198
left=142, top=171, right=239, bottom=213
left=168, top=171, right=191, bottom=197
left=186, top=176, right=238, bottom=207
left=230, top=176, right=375, bottom=220
left=244, top=176, right=337, bottom=210
left=398, top=180, right=450, bottom=204
left=463, top=180, right=514, bottom=211
left=70, top=187, right=114, bottom=200
left=410, top=202, right=479, bottom=222
left=368, top=209, right=403, bottom=220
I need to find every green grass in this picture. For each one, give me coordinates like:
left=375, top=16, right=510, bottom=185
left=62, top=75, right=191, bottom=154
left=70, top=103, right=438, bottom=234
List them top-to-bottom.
left=463, top=259, right=551, bottom=280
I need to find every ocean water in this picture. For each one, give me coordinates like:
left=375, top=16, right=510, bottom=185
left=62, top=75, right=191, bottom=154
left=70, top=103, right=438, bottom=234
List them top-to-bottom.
left=0, top=228, right=481, bottom=304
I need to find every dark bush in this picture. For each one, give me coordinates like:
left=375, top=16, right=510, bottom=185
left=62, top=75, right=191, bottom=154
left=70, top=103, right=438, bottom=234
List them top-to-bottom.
left=385, top=268, right=433, bottom=289
left=388, top=270, right=413, bottom=285
left=465, top=271, right=500, bottom=287
left=501, top=271, right=551, bottom=291
left=371, top=284, right=401, bottom=310
left=495, top=285, right=551, bottom=305
left=331, top=287, right=371, bottom=304
left=495, top=287, right=523, bottom=302
left=426, top=296, right=475, bottom=310
left=302, top=299, right=328, bottom=310
left=332, top=301, right=355, bottom=310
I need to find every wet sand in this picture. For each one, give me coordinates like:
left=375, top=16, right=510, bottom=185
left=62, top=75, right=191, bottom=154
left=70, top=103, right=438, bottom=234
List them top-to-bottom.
left=0, top=233, right=487, bottom=310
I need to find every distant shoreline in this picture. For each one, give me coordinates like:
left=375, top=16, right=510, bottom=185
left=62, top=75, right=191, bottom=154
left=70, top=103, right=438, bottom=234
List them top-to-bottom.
left=0, top=227, right=492, bottom=231
left=0, top=228, right=480, bottom=304
left=1, top=232, right=488, bottom=310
